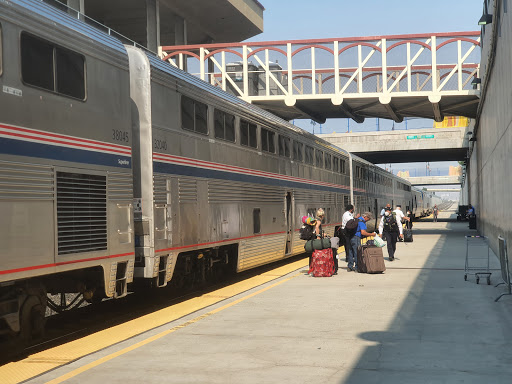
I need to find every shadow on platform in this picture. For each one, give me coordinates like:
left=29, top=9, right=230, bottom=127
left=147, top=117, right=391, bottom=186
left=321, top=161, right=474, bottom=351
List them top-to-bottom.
left=341, top=220, right=512, bottom=383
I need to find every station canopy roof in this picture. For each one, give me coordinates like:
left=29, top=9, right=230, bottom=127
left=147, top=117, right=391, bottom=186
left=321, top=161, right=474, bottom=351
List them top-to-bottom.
left=83, top=0, right=264, bottom=45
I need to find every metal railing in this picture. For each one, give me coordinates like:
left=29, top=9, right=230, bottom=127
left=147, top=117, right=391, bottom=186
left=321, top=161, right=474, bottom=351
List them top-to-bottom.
left=42, top=0, right=156, bottom=54
left=159, top=32, right=481, bottom=104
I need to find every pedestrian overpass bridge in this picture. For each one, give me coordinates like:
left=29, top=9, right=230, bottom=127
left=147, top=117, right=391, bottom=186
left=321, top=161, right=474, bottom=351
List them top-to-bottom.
left=159, top=32, right=481, bottom=123
left=403, top=175, right=462, bottom=186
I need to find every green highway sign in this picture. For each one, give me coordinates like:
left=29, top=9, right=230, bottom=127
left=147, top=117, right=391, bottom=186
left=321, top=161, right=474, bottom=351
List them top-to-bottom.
left=407, top=134, right=435, bottom=140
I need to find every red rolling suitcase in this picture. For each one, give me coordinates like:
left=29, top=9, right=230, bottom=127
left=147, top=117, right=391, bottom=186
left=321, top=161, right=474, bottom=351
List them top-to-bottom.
left=357, top=244, right=386, bottom=273
left=309, top=248, right=334, bottom=277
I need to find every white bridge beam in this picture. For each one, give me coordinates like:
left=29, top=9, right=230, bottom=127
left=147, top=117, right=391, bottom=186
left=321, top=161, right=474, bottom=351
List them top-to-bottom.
left=403, top=175, right=462, bottom=185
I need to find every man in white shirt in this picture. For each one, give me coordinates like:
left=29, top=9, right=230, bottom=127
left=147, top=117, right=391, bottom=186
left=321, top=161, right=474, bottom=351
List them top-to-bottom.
left=342, top=204, right=355, bottom=229
left=393, top=205, right=409, bottom=241
left=394, top=205, right=410, bottom=224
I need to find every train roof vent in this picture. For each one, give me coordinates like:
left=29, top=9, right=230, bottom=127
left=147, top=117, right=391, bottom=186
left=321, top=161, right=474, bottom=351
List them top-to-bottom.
left=57, top=171, right=107, bottom=255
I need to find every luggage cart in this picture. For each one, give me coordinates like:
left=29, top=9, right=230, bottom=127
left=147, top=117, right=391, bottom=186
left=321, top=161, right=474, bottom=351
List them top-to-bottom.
left=464, top=235, right=491, bottom=284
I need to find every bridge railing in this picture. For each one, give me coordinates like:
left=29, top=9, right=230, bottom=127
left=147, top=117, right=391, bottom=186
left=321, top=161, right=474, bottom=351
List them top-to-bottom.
left=159, top=32, right=480, bottom=105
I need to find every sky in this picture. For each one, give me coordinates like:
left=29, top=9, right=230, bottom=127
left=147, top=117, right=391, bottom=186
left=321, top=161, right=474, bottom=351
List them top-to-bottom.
left=244, top=0, right=484, bottom=199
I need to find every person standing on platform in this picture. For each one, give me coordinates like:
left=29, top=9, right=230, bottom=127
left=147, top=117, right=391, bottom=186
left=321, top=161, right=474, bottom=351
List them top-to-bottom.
left=380, top=203, right=391, bottom=217
left=342, top=204, right=359, bottom=267
left=393, top=205, right=409, bottom=241
left=393, top=205, right=409, bottom=224
left=433, top=205, right=439, bottom=222
left=379, top=206, right=403, bottom=261
left=309, top=208, right=335, bottom=277
left=313, top=208, right=324, bottom=239
left=314, top=208, right=337, bottom=275
left=406, top=209, right=413, bottom=229
left=351, top=212, right=377, bottom=271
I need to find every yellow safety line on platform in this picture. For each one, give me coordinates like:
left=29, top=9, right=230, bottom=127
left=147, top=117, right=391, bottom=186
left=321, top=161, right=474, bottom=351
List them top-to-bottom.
left=0, top=257, right=307, bottom=384
left=46, top=273, right=301, bottom=384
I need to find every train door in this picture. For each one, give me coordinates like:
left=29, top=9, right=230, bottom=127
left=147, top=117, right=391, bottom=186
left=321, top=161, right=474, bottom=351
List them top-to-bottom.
left=285, top=192, right=293, bottom=255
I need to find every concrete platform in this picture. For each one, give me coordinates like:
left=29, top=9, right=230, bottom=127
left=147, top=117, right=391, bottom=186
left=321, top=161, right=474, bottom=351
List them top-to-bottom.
left=27, top=209, right=512, bottom=383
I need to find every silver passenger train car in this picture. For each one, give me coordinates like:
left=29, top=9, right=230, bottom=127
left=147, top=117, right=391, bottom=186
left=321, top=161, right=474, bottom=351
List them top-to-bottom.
left=0, top=0, right=442, bottom=341
left=0, top=0, right=134, bottom=340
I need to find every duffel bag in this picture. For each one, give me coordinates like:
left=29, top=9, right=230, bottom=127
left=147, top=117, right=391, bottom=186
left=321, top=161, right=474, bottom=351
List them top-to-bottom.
left=304, top=238, right=331, bottom=252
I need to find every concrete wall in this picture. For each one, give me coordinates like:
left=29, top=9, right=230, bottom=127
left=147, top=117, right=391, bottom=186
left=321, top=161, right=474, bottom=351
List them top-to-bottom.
left=470, top=0, right=512, bottom=256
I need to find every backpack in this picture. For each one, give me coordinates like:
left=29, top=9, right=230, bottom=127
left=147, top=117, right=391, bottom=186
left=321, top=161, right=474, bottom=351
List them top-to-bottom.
left=383, top=212, right=399, bottom=232
left=344, top=218, right=358, bottom=238
left=299, top=224, right=315, bottom=240
left=334, top=226, right=345, bottom=242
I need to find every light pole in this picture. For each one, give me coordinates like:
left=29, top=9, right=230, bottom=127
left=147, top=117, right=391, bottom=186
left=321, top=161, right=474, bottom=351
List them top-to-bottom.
left=310, top=120, right=316, bottom=135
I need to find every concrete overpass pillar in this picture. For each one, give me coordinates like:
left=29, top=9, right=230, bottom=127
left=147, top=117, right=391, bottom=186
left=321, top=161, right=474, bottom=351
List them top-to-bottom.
left=145, top=0, right=161, bottom=53
left=174, top=14, right=187, bottom=70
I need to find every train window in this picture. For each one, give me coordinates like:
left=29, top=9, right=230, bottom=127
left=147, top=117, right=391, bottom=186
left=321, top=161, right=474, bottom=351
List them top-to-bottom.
left=21, top=33, right=85, bottom=100
left=21, top=33, right=54, bottom=91
left=56, top=47, right=85, bottom=99
left=181, top=95, right=208, bottom=135
left=182, top=96, right=195, bottom=131
left=195, top=101, right=208, bottom=134
left=214, top=109, right=235, bottom=142
left=240, top=120, right=257, bottom=148
left=261, top=127, right=276, bottom=153
left=278, top=135, right=291, bottom=157
left=293, top=141, right=303, bottom=162
left=305, top=145, right=314, bottom=165
left=315, top=150, right=323, bottom=168
left=324, top=153, right=332, bottom=170
left=333, top=157, right=339, bottom=172
left=340, top=159, right=346, bottom=174
left=253, top=208, right=261, bottom=234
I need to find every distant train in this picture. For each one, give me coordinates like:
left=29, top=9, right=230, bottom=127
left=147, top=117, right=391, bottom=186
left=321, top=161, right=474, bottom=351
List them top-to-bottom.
left=0, top=0, right=442, bottom=342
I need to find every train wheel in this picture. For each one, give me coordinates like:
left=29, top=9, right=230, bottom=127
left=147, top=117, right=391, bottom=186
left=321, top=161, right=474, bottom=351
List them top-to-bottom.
left=85, top=294, right=104, bottom=305
left=19, top=296, right=45, bottom=343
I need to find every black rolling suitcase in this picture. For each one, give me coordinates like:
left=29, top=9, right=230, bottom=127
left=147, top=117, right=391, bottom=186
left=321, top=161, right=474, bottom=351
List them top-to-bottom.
left=404, top=229, right=413, bottom=242
left=357, top=244, right=386, bottom=273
